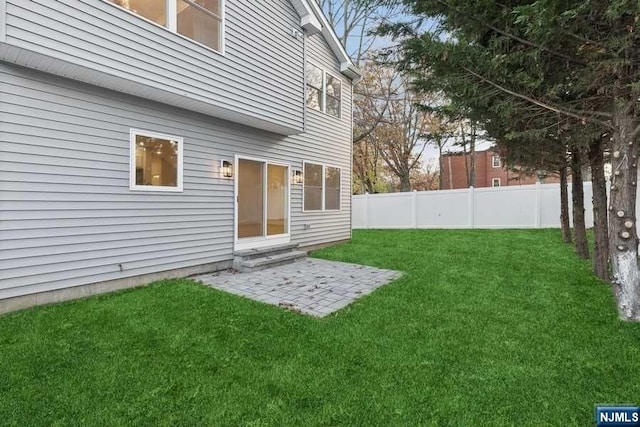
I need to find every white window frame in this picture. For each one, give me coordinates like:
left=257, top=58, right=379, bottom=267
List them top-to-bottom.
left=105, top=0, right=226, bottom=56
left=306, top=62, right=342, bottom=119
left=306, top=62, right=324, bottom=113
left=324, top=71, right=342, bottom=119
left=129, top=129, right=184, bottom=192
left=234, top=155, right=291, bottom=251
left=492, top=155, right=501, bottom=168
left=302, top=161, right=342, bottom=212
left=323, top=164, right=342, bottom=211
left=492, top=178, right=501, bottom=187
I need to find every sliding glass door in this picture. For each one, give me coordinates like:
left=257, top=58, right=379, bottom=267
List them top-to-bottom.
left=236, top=158, right=289, bottom=249
left=237, top=159, right=264, bottom=238
left=266, top=164, right=288, bottom=236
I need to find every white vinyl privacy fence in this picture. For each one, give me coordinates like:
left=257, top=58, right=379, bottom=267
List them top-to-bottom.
left=352, top=182, right=635, bottom=230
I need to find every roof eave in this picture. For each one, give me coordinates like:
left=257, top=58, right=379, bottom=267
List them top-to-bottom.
left=291, top=0, right=322, bottom=35
left=306, top=1, right=362, bottom=81
left=301, top=15, right=322, bottom=35
left=340, top=62, right=362, bottom=83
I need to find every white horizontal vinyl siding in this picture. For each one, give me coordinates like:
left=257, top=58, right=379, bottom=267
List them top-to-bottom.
left=1, top=0, right=305, bottom=133
left=291, top=32, right=352, bottom=247
left=0, top=38, right=352, bottom=299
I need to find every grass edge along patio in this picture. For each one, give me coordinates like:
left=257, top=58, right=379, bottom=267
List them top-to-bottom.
left=1, top=230, right=639, bottom=426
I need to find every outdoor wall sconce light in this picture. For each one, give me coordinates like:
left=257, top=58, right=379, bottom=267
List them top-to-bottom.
left=221, top=160, right=233, bottom=178
left=293, top=169, right=303, bottom=184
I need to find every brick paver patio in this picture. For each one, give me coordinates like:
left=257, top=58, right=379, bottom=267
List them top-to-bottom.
left=194, top=259, right=402, bottom=317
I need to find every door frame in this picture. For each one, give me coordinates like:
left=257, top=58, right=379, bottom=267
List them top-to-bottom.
left=234, top=155, right=291, bottom=251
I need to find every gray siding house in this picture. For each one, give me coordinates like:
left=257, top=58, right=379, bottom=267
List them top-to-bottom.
left=0, top=0, right=359, bottom=311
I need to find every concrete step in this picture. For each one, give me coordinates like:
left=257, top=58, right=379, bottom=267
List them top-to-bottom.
left=233, top=243, right=300, bottom=261
left=237, top=250, right=307, bottom=273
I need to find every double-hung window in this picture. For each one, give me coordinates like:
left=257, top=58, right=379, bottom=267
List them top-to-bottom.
left=108, top=0, right=224, bottom=53
left=306, top=63, right=342, bottom=118
left=306, top=64, right=324, bottom=112
left=325, top=74, right=342, bottom=117
left=492, top=155, right=501, bottom=168
left=303, top=162, right=341, bottom=211
left=324, top=166, right=341, bottom=210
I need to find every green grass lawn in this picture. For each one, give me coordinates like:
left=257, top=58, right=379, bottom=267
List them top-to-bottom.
left=1, top=230, right=639, bottom=426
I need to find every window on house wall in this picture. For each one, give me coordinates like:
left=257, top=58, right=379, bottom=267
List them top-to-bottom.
left=108, top=0, right=224, bottom=53
left=110, top=0, right=167, bottom=25
left=177, top=0, right=222, bottom=51
left=306, top=63, right=342, bottom=118
left=306, top=64, right=324, bottom=112
left=325, top=74, right=342, bottom=118
left=130, top=130, right=183, bottom=192
left=492, top=155, right=501, bottom=168
left=303, top=162, right=341, bottom=211
left=304, top=162, right=323, bottom=211
left=325, top=166, right=341, bottom=210
left=492, top=178, right=501, bottom=187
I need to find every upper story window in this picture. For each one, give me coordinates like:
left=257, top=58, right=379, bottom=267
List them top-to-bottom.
left=109, top=0, right=224, bottom=53
left=111, top=0, right=167, bottom=25
left=177, top=0, right=223, bottom=51
left=306, top=63, right=342, bottom=118
left=306, top=64, right=324, bottom=112
left=326, top=75, right=342, bottom=117
left=492, top=155, right=501, bottom=168
left=492, top=178, right=501, bottom=187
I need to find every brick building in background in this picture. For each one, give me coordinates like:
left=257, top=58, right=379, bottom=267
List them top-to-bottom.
left=441, top=148, right=561, bottom=189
